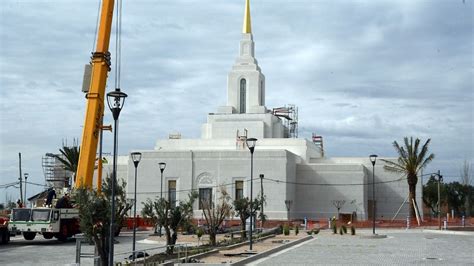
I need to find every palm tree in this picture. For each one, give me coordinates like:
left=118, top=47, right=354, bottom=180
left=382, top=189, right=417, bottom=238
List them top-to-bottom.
left=382, top=137, right=434, bottom=219
left=55, top=145, right=80, bottom=184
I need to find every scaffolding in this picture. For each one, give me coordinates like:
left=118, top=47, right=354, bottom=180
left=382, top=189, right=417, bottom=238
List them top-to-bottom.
left=272, top=104, right=298, bottom=138
left=236, top=129, right=248, bottom=149
left=312, top=133, right=324, bottom=157
left=42, top=153, right=71, bottom=188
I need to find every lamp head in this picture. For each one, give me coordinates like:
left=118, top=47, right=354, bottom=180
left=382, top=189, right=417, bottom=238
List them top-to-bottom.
left=106, top=88, right=128, bottom=120
left=246, top=137, right=258, bottom=153
left=131, top=152, right=142, bottom=167
left=369, top=154, right=378, bottom=166
left=159, top=162, right=166, bottom=172
left=24, top=173, right=29, bottom=180
left=259, top=174, right=264, bottom=179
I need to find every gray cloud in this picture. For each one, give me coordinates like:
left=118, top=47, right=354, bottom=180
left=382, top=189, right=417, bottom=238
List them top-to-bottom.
left=1, top=0, right=472, bottom=201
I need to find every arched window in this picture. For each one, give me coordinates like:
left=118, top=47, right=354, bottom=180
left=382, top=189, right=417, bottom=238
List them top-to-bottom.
left=240, top=79, right=246, bottom=113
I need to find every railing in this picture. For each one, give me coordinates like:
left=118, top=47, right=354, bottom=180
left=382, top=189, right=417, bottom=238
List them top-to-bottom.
left=74, top=234, right=190, bottom=266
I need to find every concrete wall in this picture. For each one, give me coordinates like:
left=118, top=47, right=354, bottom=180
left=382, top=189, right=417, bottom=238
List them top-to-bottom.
left=117, top=149, right=292, bottom=220
left=106, top=153, right=421, bottom=222
left=295, top=163, right=366, bottom=220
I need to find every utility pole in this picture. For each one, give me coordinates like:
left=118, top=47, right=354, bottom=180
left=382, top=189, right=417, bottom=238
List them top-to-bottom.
left=18, top=153, right=23, bottom=204
left=436, top=170, right=443, bottom=230
left=24, top=173, right=29, bottom=207
left=260, top=174, right=264, bottom=228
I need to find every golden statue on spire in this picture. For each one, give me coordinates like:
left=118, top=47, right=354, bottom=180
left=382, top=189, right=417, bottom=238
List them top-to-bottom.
left=243, top=0, right=252, bottom=33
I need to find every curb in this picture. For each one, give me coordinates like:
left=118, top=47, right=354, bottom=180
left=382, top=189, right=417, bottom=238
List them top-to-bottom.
left=423, top=229, right=474, bottom=236
left=220, top=234, right=276, bottom=250
left=231, top=235, right=314, bottom=266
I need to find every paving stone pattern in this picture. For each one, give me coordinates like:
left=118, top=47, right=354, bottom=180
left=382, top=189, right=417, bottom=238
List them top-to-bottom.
left=254, top=229, right=474, bottom=265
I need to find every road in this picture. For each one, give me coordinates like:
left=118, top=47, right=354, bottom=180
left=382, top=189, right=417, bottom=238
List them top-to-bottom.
left=251, top=229, right=474, bottom=265
left=0, top=230, right=167, bottom=266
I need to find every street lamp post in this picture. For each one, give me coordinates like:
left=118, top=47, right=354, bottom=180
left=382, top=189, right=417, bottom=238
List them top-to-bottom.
left=106, top=88, right=128, bottom=266
left=246, top=137, right=257, bottom=251
left=131, top=152, right=142, bottom=261
left=369, top=154, right=378, bottom=235
left=158, top=162, right=166, bottom=237
left=431, top=170, right=443, bottom=230
left=24, top=173, right=29, bottom=207
left=259, top=174, right=264, bottom=229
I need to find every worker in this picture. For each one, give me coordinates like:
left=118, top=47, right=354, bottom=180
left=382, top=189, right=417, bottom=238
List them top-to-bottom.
left=45, top=188, right=56, bottom=207
left=55, top=193, right=72, bottom=209
left=16, top=199, right=23, bottom=208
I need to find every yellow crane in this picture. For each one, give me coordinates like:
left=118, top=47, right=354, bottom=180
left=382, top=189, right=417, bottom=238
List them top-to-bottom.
left=75, top=0, right=115, bottom=189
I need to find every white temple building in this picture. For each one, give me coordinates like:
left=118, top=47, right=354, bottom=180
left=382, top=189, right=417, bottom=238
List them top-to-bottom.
left=111, top=0, right=421, bottom=222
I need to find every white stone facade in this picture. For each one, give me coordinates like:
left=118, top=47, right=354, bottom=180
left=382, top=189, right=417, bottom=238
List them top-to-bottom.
left=105, top=2, right=421, bottom=222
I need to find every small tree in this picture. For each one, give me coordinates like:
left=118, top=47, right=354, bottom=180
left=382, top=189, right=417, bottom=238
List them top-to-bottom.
left=461, top=160, right=472, bottom=217
left=75, top=175, right=132, bottom=265
left=423, top=176, right=445, bottom=216
left=201, top=187, right=233, bottom=246
left=142, top=192, right=196, bottom=254
left=257, top=192, right=267, bottom=228
left=233, top=197, right=261, bottom=240
left=141, top=198, right=158, bottom=233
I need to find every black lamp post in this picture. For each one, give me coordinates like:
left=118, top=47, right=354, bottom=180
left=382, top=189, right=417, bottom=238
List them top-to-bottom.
left=106, top=88, right=127, bottom=266
left=246, top=137, right=257, bottom=251
left=131, top=152, right=142, bottom=260
left=369, top=154, right=378, bottom=235
left=158, top=162, right=166, bottom=237
left=24, top=173, right=29, bottom=207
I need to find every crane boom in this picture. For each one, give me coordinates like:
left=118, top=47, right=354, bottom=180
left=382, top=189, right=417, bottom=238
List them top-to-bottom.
left=75, top=0, right=115, bottom=189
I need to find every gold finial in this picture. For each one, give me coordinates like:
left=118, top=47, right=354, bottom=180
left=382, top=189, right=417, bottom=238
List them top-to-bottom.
left=243, top=0, right=252, bottom=33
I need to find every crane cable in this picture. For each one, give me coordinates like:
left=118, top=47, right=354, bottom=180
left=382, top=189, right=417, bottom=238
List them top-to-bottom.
left=91, top=0, right=102, bottom=53
left=114, top=0, right=123, bottom=89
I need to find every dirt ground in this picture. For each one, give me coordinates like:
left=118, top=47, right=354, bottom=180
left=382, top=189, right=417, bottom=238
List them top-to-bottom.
left=144, top=230, right=308, bottom=264
left=195, top=231, right=307, bottom=264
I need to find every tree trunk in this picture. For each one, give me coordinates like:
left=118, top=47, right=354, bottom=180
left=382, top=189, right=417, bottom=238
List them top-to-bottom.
left=408, top=181, right=417, bottom=220
left=465, top=198, right=470, bottom=217
left=240, top=218, right=246, bottom=239
left=165, top=227, right=173, bottom=255
left=209, top=231, right=216, bottom=246
left=95, top=235, right=107, bottom=266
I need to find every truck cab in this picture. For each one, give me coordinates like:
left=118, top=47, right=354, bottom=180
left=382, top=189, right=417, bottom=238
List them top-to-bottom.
left=9, top=207, right=79, bottom=241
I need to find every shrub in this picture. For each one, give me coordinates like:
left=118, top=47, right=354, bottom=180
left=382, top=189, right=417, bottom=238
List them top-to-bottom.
left=278, top=224, right=284, bottom=234
left=283, top=224, right=290, bottom=236
left=342, top=225, right=347, bottom=234
left=351, top=225, right=356, bottom=235
left=295, top=226, right=299, bottom=235
left=196, top=227, right=204, bottom=238
left=312, top=228, right=320, bottom=235
left=306, top=230, right=312, bottom=235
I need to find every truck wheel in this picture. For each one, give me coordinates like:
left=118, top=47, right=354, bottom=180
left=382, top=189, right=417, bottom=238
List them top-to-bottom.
left=57, top=224, right=68, bottom=242
left=1, top=229, right=10, bottom=244
left=23, top=232, right=36, bottom=240
left=43, top=233, right=54, bottom=239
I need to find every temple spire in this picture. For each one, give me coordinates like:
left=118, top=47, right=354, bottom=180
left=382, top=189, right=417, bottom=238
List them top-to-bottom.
left=242, top=0, right=252, bottom=34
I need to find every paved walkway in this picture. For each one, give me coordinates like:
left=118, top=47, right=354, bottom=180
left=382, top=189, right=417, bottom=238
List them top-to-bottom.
left=250, top=229, right=474, bottom=265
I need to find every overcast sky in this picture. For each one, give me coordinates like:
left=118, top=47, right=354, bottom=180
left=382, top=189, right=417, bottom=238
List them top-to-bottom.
left=0, top=0, right=472, bottom=203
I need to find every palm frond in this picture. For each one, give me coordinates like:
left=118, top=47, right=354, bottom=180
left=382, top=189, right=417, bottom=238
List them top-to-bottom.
left=56, top=145, right=80, bottom=174
left=381, top=159, right=405, bottom=174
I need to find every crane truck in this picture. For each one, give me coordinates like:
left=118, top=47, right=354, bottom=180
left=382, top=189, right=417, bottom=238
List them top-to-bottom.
left=8, top=0, right=116, bottom=241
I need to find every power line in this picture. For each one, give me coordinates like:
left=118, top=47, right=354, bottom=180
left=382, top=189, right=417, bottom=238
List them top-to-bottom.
left=130, top=176, right=407, bottom=196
